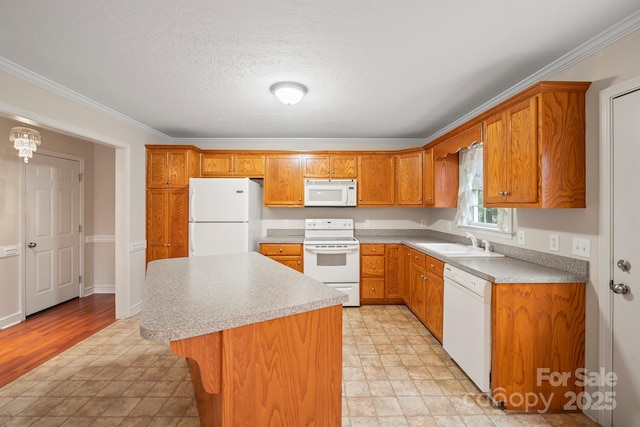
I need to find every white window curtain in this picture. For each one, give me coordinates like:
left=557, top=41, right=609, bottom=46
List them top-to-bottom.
left=454, top=144, right=511, bottom=233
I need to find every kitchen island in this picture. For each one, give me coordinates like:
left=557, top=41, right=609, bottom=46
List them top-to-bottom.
left=141, top=252, right=348, bottom=427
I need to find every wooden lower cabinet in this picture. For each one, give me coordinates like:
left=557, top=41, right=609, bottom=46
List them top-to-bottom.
left=146, top=189, right=189, bottom=264
left=259, top=243, right=303, bottom=272
left=360, top=244, right=402, bottom=304
left=400, top=245, right=412, bottom=305
left=407, top=249, right=444, bottom=342
left=491, top=282, right=585, bottom=412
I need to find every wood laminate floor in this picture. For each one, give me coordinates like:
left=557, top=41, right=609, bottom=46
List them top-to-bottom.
left=0, top=294, right=116, bottom=388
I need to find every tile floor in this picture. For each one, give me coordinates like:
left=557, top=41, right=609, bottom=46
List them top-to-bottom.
left=0, top=305, right=600, bottom=426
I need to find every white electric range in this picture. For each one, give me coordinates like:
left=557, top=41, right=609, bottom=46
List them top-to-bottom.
left=303, top=218, right=360, bottom=306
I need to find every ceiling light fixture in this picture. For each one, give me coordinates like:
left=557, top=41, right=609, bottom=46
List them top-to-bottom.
left=270, top=82, right=308, bottom=105
left=9, top=127, right=41, bottom=163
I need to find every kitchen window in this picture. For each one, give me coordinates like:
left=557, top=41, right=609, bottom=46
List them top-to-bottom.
left=455, top=144, right=512, bottom=236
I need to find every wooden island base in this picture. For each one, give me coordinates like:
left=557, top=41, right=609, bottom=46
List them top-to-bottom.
left=170, top=304, right=343, bottom=426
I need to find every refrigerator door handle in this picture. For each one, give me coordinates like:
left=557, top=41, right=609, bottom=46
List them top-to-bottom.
left=189, top=190, right=196, bottom=222
left=189, top=223, right=195, bottom=254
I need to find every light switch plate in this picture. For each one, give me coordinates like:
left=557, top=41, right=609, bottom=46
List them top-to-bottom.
left=283, top=220, right=289, bottom=228
left=364, top=220, right=370, bottom=228
left=517, top=230, right=526, bottom=245
left=549, top=234, right=559, bottom=251
left=572, top=237, right=591, bottom=258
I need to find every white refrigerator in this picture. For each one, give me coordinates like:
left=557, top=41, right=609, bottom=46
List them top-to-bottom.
left=188, top=178, right=262, bottom=257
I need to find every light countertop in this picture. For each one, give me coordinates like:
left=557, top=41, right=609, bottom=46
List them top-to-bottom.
left=259, top=233, right=588, bottom=284
left=140, top=252, right=348, bottom=342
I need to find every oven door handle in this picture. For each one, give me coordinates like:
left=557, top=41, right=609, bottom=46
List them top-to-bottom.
left=304, top=246, right=360, bottom=254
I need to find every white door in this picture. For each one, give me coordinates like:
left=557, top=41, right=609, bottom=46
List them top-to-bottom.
left=611, top=88, right=640, bottom=425
left=25, top=153, right=81, bottom=315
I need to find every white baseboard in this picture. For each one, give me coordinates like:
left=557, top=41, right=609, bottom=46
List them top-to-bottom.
left=85, top=285, right=115, bottom=295
left=129, top=301, right=142, bottom=317
left=0, top=311, right=24, bottom=330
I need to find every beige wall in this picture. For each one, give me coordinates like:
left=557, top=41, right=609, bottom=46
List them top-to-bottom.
left=0, top=68, right=167, bottom=322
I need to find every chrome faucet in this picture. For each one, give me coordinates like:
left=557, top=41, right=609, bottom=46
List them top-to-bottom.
left=465, top=232, right=478, bottom=248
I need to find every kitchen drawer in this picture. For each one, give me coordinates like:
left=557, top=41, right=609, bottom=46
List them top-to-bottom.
left=259, top=243, right=302, bottom=256
left=361, top=244, right=385, bottom=255
left=410, top=249, right=425, bottom=268
left=425, top=255, right=444, bottom=276
left=361, top=256, right=385, bottom=277
left=361, top=278, right=385, bottom=299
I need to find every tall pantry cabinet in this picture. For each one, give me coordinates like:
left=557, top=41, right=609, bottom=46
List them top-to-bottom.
left=146, top=146, right=200, bottom=264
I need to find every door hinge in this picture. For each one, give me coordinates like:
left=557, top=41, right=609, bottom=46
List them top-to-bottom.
left=79, top=173, right=83, bottom=182
left=79, top=224, right=82, bottom=233
left=79, top=275, right=83, bottom=284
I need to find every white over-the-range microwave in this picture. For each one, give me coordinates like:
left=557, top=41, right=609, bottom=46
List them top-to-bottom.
left=304, top=179, right=357, bottom=207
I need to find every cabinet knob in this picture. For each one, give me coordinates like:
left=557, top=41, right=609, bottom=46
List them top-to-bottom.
left=229, top=168, right=232, bottom=172
left=165, top=181, right=171, bottom=185
left=505, top=191, right=511, bottom=196
left=428, top=196, right=432, bottom=200
left=418, top=197, right=422, bottom=201
left=359, top=199, right=363, bottom=201
left=279, top=248, right=283, bottom=252
left=372, top=248, right=376, bottom=252
left=414, top=256, right=418, bottom=260
left=297, top=261, right=300, bottom=264
left=430, top=263, right=435, bottom=268
left=371, top=265, right=375, bottom=269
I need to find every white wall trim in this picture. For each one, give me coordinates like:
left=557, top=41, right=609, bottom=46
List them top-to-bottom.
left=0, top=58, right=171, bottom=143
left=597, top=75, right=640, bottom=427
left=86, top=235, right=116, bottom=244
left=129, top=240, right=147, bottom=252
left=85, top=285, right=116, bottom=294
left=128, top=300, right=142, bottom=317
left=0, top=311, right=23, bottom=330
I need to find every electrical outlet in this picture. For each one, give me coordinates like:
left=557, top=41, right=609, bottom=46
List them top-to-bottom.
left=364, top=219, right=370, bottom=228
left=283, top=220, right=289, bottom=228
left=420, top=220, right=427, bottom=228
left=517, top=230, right=526, bottom=245
left=549, top=234, right=559, bottom=251
left=572, top=237, right=591, bottom=258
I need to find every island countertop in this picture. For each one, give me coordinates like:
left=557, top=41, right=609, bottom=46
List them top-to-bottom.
left=140, top=252, right=348, bottom=342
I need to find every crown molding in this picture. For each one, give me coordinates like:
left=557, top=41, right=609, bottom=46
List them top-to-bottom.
left=1, top=10, right=638, bottom=146
left=424, top=10, right=640, bottom=143
left=0, top=58, right=172, bottom=143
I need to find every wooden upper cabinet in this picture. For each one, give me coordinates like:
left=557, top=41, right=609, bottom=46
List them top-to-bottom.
left=482, top=82, right=589, bottom=208
left=484, top=98, right=538, bottom=205
left=147, top=148, right=198, bottom=189
left=422, top=149, right=435, bottom=206
left=395, top=151, right=423, bottom=206
left=201, top=153, right=265, bottom=177
left=303, top=154, right=357, bottom=179
left=358, top=154, right=395, bottom=206
left=264, top=155, right=303, bottom=206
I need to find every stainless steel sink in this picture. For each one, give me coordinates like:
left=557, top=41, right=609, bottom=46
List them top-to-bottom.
left=415, top=242, right=505, bottom=258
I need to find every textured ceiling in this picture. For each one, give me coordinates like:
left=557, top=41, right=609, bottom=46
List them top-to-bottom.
left=1, top=1, right=639, bottom=139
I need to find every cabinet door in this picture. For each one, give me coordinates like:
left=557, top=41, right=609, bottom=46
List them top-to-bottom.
left=505, top=96, right=538, bottom=203
left=483, top=112, right=508, bottom=204
left=423, top=149, right=435, bottom=206
left=147, top=150, right=169, bottom=188
left=167, top=150, right=190, bottom=188
left=396, top=152, right=423, bottom=206
left=201, top=153, right=233, bottom=177
left=234, top=154, right=265, bottom=177
left=264, top=155, right=303, bottom=206
left=303, top=155, right=330, bottom=178
left=330, top=155, right=358, bottom=178
left=358, top=155, right=395, bottom=205
left=146, top=189, right=169, bottom=263
left=168, top=190, right=189, bottom=258
left=384, top=245, right=401, bottom=299
left=400, top=246, right=412, bottom=305
left=410, top=263, right=426, bottom=322
left=424, top=272, right=444, bottom=343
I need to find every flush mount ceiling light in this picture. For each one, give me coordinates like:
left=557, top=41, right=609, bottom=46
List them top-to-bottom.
left=270, top=82, right=308, bottom=105
left=9, top=126, right=41, bottom=163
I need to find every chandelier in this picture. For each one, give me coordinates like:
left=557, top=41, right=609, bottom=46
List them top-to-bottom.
left=9, top=127, right=41, bottom=163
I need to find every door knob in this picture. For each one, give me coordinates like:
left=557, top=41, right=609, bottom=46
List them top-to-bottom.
left=28, top=242, right=37, bottom=248
left=617, top=259, right=631, bottom=272
left=610, top=281, right=631, bottom=295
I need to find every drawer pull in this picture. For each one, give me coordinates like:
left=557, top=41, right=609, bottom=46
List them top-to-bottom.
left=430, top=263, right=435, bottom=268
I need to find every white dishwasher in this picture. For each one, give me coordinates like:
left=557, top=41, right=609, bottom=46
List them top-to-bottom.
left=443, top=264, right=492, bottom=393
